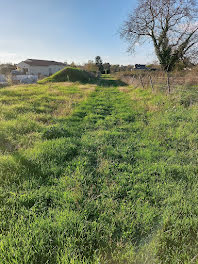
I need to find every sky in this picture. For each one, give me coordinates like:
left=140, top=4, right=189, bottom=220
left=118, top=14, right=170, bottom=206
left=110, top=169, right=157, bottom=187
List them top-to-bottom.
left=0, top=0, right=156, bottom=65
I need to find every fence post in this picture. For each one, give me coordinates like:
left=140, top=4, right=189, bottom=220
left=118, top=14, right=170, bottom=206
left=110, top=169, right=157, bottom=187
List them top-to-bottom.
left=139, top=75, right=144, bottom=89
left=149, top=75, right=154, bottom=92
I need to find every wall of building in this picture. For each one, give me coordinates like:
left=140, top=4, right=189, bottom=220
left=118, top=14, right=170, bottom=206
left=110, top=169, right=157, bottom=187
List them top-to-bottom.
left=17, top=62, right=65, bottom=76
left=17, top=62, right=30, bottom=74
left=49, top=65, right=65, bottom=75
left=29, top=66, right=50, bottom=76
left=12, top=75, right=38, bottom=82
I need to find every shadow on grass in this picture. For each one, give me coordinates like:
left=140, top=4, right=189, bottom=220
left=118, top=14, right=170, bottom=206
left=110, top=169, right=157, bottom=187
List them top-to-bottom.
left=38, top=73, right=127, bottom=87
left=97, top=78, right=127, bottom=87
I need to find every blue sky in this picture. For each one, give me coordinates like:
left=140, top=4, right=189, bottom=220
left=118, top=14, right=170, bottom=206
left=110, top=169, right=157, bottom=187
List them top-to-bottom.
left=0, top=0, right=155, bottom=65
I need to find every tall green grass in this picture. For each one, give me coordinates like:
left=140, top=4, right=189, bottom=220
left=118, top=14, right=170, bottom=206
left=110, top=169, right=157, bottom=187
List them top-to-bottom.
left=0, top=81, right=198, bottom=263
left=0, top=83, right=94, bottom=156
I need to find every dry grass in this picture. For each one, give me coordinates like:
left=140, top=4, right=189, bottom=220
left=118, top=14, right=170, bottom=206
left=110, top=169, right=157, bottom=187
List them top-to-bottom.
left=118, top=68, right=198, bottom=94
left=119, top=87, right=132, bottom=93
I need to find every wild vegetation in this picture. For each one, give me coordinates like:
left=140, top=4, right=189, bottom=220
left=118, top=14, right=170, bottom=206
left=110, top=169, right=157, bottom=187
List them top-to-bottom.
left=0, top=76, right=198, bottom=263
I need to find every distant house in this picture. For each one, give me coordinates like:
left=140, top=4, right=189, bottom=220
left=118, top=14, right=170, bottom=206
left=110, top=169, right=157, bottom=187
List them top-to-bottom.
left=17, top=59, right=66, bottom=76
left=134, top=64, right=147, bottom=70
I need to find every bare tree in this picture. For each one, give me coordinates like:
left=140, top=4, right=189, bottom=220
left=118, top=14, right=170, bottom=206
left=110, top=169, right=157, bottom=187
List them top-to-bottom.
left=121, top=0, right=198, bottom=72
left=84, top=60, right=98, bottom=73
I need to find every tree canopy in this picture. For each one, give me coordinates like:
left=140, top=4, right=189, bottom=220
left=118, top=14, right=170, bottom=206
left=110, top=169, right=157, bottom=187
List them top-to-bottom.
left=121, top=0, right=198, bottom=71
left=95, top=56, right=104, bottom=73
left=103, top=63, right=111, bottom=74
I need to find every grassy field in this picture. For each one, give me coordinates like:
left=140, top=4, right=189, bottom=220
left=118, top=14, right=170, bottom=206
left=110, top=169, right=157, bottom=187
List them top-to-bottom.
left=0, top=78, right=198, bottom=263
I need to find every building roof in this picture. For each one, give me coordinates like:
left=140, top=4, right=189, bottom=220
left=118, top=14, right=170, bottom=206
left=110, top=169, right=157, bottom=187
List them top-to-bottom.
left=20, top=59, right=66, bottom=67
left=134, top=64, right=147, bottom=70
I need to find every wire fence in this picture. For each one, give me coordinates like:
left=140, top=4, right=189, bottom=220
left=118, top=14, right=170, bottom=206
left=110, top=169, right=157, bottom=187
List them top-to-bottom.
left=120, top=73, right=198, bottom=94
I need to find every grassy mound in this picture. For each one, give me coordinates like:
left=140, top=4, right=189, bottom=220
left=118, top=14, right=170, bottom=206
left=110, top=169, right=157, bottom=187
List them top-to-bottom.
left=38, top=67, right=97, bottom=84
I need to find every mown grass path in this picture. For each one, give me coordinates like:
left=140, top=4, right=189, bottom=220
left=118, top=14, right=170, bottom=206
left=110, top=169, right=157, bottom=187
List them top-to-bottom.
left=1, top=85, right=198, bottom=263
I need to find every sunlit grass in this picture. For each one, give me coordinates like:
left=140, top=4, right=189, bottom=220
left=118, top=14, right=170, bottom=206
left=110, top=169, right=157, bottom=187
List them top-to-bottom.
left=0, top=81, right=198, bottom=263
left=0, top=83, right=95, bottom=155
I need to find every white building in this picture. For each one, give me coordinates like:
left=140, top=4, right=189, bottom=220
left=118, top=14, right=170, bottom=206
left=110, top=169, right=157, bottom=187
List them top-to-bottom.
left=17, top=59, right=66, bottom=76
left=0, top=74, right=8, bottom=85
